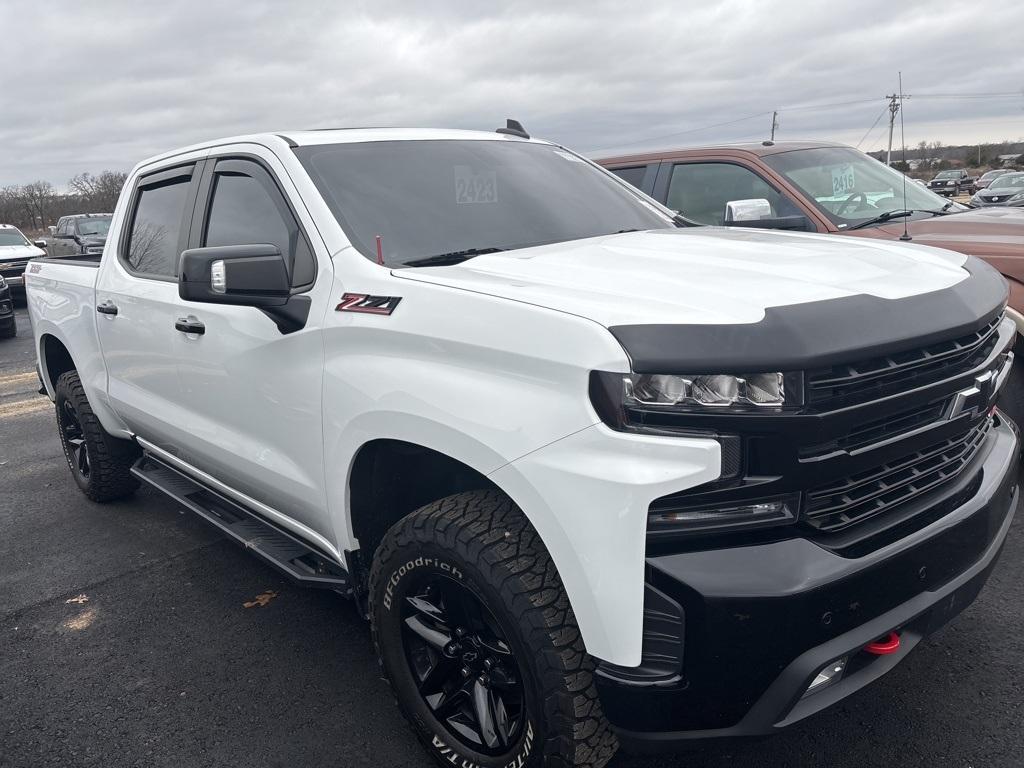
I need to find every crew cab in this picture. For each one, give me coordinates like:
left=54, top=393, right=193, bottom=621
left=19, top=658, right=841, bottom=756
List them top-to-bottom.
left=27, top=127, right=1019, bottom=768
left=598, top=142, right=1024, bottom=424
left=928, top=168, right=977, bottom=196
left=45, top=213, right=112, bottom=259
left=0, top=223, right=46, bottom=295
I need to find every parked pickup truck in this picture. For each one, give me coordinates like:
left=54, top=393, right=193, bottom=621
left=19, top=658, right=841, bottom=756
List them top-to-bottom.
left=28, top=127, right=1020, bottom=768
left=598, top=142, right=1024, bottom=424
left=928, top=168, right=977, bottom=196
left=44, top=213, right=113, bottom=259
left=0, top=222, right=46, bottom=295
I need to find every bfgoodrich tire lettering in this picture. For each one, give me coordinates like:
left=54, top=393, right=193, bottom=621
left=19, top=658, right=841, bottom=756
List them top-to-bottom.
left=54, top=370, right=141, bottom=502
left=369, top=490, right=618, bottom=768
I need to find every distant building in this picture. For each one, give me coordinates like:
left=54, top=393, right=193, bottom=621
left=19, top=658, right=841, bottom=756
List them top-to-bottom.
left=998, top=154, right=1022, bottom=167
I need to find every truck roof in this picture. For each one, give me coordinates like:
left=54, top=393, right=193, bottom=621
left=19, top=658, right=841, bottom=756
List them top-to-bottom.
left=137, top=128, right=552, bottom=170
left=597, top=140, right=847, bottom=165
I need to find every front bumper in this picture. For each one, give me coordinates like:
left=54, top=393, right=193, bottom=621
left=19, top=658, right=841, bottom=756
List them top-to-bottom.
left=597, top=415, right=1018, bottom=749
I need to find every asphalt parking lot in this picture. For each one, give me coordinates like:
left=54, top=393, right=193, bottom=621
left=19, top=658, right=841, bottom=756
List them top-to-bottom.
left=2, top=302, right=1023, bottom=768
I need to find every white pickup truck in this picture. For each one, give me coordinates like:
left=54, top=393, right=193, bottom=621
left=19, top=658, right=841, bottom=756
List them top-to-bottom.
left=27, top=124, right=1020, bottom=768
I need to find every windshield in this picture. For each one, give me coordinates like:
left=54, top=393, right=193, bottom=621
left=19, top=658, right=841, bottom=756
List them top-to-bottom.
left=295, top=140, right=670, bottom=267
left=762, top=147, right=955, bottom=227
left=935, top=170, right=960, bottom=179
left=981, top=170, right=1006, bottom=180
left=990, top=174, right=1024, bottom=190
left=77, top=216, right=111, bottom=237
left=0, top=229, right=29, bottom=247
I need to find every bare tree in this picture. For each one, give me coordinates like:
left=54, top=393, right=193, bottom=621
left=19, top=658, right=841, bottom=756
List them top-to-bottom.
left=68, top=171, right=127, bottom=212
left=20, top=181, right=55, bottom=229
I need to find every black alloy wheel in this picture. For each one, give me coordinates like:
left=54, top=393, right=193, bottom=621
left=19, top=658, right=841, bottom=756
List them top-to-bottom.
left=59, top=398, right=91, bottom=481
left=400, top=573, right=525, bottom=754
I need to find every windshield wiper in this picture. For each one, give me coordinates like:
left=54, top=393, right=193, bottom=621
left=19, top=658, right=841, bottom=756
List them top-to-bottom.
left=848, top=210, right=914, bottom=230
left=402, top=247, right=506, bottom=267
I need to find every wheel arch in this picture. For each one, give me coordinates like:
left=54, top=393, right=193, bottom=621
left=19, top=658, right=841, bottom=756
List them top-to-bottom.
left=38, top=332, right=76, bottom=397
left=338, top=425, right=609, bottom=660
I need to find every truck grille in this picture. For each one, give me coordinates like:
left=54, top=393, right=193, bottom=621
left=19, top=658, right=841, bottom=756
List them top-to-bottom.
left=0, top=260, right=29, bottom=277
left=806, top=315, right=1002, bottom=407
left=800, top=397, right=950, bottom=458
left=804, top=417, right=991, bottom=533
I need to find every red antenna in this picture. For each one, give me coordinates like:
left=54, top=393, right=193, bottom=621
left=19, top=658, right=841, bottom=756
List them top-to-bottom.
left=375, top=235, right=384, bottom=265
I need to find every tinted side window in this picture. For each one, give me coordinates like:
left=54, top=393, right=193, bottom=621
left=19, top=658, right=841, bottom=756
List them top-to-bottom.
left=203, top=162, right=315, bottom=288
left=667, top=162, right=799, bottom=226
left=610, top=166, right=647, bottom=190
left=127, top=177, right=192, bottom=277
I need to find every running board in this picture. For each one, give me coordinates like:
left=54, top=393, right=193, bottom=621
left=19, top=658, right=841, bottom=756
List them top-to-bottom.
left=132, top=454, right=351, bottom=593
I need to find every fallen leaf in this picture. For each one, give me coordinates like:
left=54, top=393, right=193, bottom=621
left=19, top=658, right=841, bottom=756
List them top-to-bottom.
left=243, top=590, right=279, bottom=609
left=65, top=594, right=89, bottom=604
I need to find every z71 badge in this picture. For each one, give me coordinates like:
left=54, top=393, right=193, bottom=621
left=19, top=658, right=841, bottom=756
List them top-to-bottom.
left=335, top=293, right=402, bottom=315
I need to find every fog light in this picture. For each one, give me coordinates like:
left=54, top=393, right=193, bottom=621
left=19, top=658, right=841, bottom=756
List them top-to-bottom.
left=805, top=657, right=847, bottom=696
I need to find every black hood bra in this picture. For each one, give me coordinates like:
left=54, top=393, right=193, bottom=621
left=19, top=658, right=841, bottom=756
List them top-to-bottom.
left=609, top=256, right=1009, bottom=374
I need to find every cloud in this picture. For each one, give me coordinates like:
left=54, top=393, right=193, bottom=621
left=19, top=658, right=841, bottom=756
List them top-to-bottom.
left=1, top=0, right=1021, bottom=185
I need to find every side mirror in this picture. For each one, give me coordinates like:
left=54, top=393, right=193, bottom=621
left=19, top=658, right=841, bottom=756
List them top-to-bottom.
left=724, top=198, right=773, bottom=223
left=724, top=199, right=812, bottom=232
left=47, top=226, right=56, bottom=235
left=53, top=231, right=73, bottom=239
left=33, top=239, right=47, bottom=249
left=179, top=244, right=290, bottom=307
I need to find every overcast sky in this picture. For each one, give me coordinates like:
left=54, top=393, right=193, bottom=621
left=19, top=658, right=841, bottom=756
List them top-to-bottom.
left=2, top=0, right=1022, bottom=187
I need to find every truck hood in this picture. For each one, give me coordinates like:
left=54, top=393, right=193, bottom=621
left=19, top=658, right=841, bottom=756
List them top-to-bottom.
left=857, top=207, right=1024, bottom=281
left=392, top=227, right=971, bottom=328
left=0, top=244, right=45, bottom=263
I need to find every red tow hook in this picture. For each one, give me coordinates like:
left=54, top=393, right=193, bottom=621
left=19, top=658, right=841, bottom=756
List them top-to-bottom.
left=864, top=632, right=901, bottom=655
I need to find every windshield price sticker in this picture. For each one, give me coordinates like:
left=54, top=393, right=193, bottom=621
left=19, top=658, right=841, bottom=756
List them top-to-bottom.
left=831, top=164, right=856, bottom=196
left=454, top=166, right=497, bottom=204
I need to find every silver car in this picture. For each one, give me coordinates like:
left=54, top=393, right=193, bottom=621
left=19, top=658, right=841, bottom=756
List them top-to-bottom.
left=971, top=172, right=1024, bottom=207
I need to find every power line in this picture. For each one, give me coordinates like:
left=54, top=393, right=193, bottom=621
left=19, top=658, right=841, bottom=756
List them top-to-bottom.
left=856, top=104, right=889, bottom=149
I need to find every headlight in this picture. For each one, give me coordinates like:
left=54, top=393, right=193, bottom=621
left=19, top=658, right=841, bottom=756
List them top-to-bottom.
left=1011, top=192, right=1024, bottom=202
left=0, top=275, right=6, bottom=288
left=590, top=370, right=801, bottom=433
left=625, top=372, right=785, bottom=408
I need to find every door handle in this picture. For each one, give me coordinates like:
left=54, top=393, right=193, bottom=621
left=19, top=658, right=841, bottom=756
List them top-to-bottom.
left=96, top=301, right=118, bottom=316
left=175, top=317, right=205, bottom=335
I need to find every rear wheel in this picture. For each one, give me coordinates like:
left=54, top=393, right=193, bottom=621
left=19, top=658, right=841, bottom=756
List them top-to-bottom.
left=54, top=370, right=140, bottom=501
left=369, top=489, right=618, bottom=768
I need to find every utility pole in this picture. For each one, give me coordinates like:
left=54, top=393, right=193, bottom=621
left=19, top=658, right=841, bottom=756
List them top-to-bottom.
left=885, top=83, right=911, bottom=166
left=885, top=93, right=900, bottom=166
left=770, top=111, right=779, bottom=142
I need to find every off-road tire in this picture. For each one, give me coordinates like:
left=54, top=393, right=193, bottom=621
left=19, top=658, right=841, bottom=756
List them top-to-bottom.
left=54, top=370, right=140, bottom=501
left=369, top=489, right=619, bottom=768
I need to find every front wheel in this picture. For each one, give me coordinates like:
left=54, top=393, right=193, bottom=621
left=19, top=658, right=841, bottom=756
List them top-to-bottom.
left=369, top=490, right=618, bottom=768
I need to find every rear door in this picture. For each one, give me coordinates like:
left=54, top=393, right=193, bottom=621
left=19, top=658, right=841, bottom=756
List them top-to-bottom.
left=165, top=150, right=332, bottom=542
left=96, top=160, right=204, bottom=443
left=52, top=218, right=73, bottom=258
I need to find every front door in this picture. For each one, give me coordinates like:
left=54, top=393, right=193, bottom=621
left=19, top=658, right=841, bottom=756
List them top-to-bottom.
left=165, top=151, right=331, bottom=542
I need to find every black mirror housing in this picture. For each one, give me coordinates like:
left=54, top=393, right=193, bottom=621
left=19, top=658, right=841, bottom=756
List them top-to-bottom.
left=726, top=215, right=813, bottom=232
left=179, top=244, right=290, bottom=307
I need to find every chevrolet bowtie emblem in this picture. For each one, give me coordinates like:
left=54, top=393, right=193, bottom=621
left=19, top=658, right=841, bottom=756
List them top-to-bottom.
left=947, top=369, right=997, bottom=421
